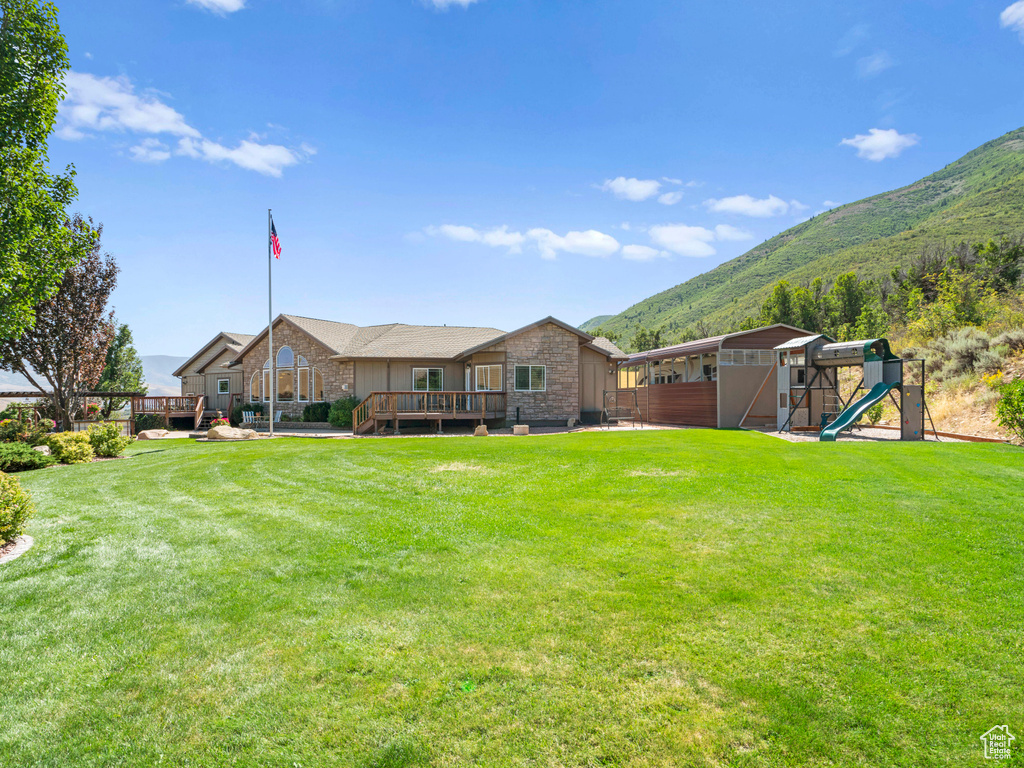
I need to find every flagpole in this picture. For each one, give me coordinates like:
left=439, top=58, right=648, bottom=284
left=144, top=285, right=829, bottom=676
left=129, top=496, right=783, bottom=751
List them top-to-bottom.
left=267, top=208, right=275, bottom=437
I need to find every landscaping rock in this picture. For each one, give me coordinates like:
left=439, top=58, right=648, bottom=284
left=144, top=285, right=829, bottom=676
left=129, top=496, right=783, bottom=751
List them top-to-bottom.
left=207, top=425, right=258, bottom=441
left=474, top=425, right=488, bottom=437
left=513, top=425, right=529, bottom=436
left=137, top=429, right=169, bottom=440
left=32, top=445, right=51, bottom=456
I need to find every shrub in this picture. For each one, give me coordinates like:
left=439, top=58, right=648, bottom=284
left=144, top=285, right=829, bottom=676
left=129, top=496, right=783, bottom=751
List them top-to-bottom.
left=928, top=327, right=992, bottom=381
left=992, top=328, right=1024, bottom=353
left=995, top=379, right=1024, bottom=444
left=328, top=396, right=360, bottom=428
left=302, top=402, right=331, bottom=423
left=865, top=403, right=884, bottom=426
left=134, top=413, right=168, bottom=432
left=0, top=416, right=54, bottom=446
left=87, top=422, right=133, bottom=458
left=47, top=432, right=95, bottom=464
left=0, top=443, right=56, bottom=473
left=0, top=472, right=34, bottom=544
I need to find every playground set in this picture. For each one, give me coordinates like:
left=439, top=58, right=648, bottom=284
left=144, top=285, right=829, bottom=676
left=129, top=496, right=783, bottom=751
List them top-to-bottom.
left=604, top=324, right=934, bottom=441
left=774, top=334, right=934, bottom=441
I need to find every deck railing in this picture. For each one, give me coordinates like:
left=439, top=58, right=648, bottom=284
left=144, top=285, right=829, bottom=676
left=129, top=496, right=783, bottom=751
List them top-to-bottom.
left=354, top=391, right=506, bottom=430
left=131, top=395, right=205, bottom=430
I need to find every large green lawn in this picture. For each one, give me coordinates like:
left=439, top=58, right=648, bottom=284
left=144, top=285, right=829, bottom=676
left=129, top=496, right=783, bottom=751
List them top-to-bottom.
left=2, top=431, right=1022, bottom=767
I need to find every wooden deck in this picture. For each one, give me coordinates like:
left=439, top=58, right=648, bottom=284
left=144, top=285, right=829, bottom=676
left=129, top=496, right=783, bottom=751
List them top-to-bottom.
left=354, top=391, right=507, bottom=434
left=132, top=396, right=205, bottom=430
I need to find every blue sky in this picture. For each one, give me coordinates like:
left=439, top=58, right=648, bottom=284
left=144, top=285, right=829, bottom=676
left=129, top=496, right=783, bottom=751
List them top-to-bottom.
left=51, top=0, right=1024, bottom=355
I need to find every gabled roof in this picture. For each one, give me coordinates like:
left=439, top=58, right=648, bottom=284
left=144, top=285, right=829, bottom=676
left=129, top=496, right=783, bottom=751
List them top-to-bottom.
left=225, top=313, right=620, bottom=364
left=455, top=316, right=597, bottom=359
left=173, top=331, right=255, bottom=377
left=774, top=333, right=833, bottom=351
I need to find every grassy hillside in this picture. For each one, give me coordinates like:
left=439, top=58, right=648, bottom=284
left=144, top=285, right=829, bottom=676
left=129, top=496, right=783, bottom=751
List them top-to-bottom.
left=598, top=126, right=1024, bottom=340
left=579, top=314, right=613, bottom=332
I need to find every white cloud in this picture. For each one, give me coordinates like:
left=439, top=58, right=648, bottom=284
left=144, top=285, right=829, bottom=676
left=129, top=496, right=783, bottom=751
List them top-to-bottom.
left=187, top=0, right=246, bottom=13
left=429, top=0, right=481, bottom=8
left=1001, top=1, right=1024, bottom=39
left=857, top=51, right=894, bottom=78
left=58, top=71, right=310, bottom=176
left=60, top=72, right=199, bottom=139
left=840, top=127, right=919, bottom=161
left=129, top=138, right=171, bottom=163
left=598, top=176, right=662, bottom=202
left=662, top=177, right=683, bottom=185
left=685, top=180, right=702, bottom=187
left=658, top=191, right=683, bottom=206
left=704, top=194, right=791, bottom=217
left=789, top=200, right=809, bottom=213
left=823, top=200, right=841, bottom=208
left=619, top=222, right=632, bottom=231
left=426, top=224, right=525, bottom=254
left=648, top=224, right=717, bottom=258
left=714, top=224, right=753, bottom=242
left=527, top=228, right=620, bottom=260
left=621, top=245, right=668, bottom=262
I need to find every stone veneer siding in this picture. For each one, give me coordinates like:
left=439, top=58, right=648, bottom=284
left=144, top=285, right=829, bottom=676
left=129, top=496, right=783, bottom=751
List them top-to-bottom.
left=241, top=321, right=354, bottom=418
left=480, top=322, right=580, bottom=424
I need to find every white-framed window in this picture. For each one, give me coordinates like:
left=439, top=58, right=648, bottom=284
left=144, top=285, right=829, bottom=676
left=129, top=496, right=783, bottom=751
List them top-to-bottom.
left=277, top=346, right=294, bottom=368
left=718, top=349, right=775, bottom=366
left=475, top=364, right=502, bottom=391
left=514, top=365, right=546, bottom=392
left=413, top=367, right=444, bottom=392
left=298, top=368, right=309, bottom=402
left=313, top=368, right=324, bottom=402
left=262, top=369, right=271, bottom=402
left=277, top=369, right=294, bottom=402
left=250, top=372, right=260, bottom=402
left=217, top=378, right=230, bottom=395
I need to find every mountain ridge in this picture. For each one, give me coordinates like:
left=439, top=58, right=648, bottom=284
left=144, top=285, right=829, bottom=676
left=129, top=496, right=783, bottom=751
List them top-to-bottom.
left=592, top=126, right=1024, bottom=340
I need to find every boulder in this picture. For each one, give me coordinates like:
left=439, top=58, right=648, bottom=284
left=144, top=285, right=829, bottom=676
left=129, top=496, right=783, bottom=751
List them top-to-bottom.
left=474, top=424, right=488, bottom=437
left=513, top=424, right=530, bottom=436
left=207, top=425, right=258, bottom=441
left=137, top=429, right=169, bottom=440
left=32, top=445, right=51, bottom=456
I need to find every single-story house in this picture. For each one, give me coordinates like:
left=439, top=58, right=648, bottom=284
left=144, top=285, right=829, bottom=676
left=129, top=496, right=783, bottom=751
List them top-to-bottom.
left=178, top=315, right=627, bottom=430
left=615, top=324, right=816, bottom=429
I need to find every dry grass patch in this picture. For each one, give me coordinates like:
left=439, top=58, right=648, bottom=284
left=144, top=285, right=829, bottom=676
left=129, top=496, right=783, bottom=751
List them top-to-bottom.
left=429, top=462, right=491, bottom=474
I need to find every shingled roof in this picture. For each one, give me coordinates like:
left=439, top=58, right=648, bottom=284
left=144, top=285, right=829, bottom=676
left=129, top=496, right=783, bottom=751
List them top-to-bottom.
left=228, top=314, right=623, bottom=364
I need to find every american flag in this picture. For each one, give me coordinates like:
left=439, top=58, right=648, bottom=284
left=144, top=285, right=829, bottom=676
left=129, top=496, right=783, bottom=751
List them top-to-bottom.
left=270, top=218, right=282, bottom=259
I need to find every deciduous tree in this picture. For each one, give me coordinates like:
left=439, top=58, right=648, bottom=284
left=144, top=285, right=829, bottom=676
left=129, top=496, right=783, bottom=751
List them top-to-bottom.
left=0, top=0, right=85, bottom=339
left=0, top=217, right=118, bottom=427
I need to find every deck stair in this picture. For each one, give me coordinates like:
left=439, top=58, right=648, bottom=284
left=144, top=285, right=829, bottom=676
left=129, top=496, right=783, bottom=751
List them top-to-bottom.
left=353, top=391, right=507, bottom=435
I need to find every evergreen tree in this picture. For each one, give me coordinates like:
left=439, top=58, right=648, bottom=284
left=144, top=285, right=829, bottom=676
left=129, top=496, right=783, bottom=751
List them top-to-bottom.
left=96, top=322, right=146, bottom=417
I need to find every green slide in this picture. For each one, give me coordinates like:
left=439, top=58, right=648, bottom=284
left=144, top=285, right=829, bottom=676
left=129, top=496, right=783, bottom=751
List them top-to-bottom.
left=820, top=382, right=900, bottom=442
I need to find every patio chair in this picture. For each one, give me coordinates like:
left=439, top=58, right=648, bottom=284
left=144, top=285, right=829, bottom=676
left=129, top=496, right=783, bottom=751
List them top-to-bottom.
left=242, top=411, right=257, bottom=425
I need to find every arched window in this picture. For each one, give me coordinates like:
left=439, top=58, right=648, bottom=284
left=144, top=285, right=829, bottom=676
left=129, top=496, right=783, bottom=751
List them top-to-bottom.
left=277, top=346, right=294, bottom=368
left=297, top=355, right=308, bottom=366
left=262, top=359, right=271, bottom=402
left=250, top=371, right=260, bottom=403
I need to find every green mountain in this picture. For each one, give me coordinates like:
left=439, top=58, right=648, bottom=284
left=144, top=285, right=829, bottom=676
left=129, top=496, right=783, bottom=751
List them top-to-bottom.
left=596, top=126, right=1024, bottom=340
left=579, top=315, right=614, bottom=332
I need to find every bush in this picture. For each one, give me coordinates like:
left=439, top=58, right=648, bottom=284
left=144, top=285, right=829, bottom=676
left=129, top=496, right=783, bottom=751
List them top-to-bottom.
left=928, top=327, right=994, bottom=381
left=992, top=328, right=1024, bottom=353
left=995, top=379, right=1024, bottom=444
left=328, top=396, right=360, bottom=428
left=302, top=402, right=331, bottom=423
left=865, top=403, right=884, bottom=426
left=134, top=413, right=168, bottom=432
left=0, top=416, right=55, bottom=446
left=87, top=422, right=133, bottom=458
left=47, top=432, right=95, bottom=464
left=0, top=443, right=56, bottom=473
left=0, top=472, right=34, bottom=544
